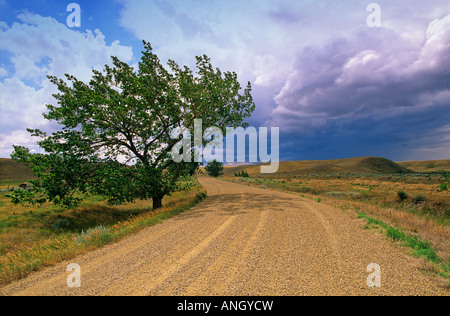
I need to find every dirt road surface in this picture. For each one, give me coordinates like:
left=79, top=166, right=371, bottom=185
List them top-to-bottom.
left=1, top=177, right=448, bottom=296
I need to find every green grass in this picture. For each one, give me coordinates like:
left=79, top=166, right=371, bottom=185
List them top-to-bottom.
left=357, top=212, right=448, bottom=282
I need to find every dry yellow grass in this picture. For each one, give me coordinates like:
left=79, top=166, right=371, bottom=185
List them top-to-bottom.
left=223, top=157, right=412, bottom=177
left=397, top=159, right=450, bottom=172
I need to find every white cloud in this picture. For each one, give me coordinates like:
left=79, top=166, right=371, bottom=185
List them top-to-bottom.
left=117, top=0, right=314, bottom=86
left=0, top=12, right=134, bottom=157
left=1, top=12, right=133, bottom=82
left=411, top=14, right=450, bottom=72
left=0, top=67, right=8, bottom=77
left=0, top=77, right=51, bottom=129
left=0, top=130, right=41, bottom=158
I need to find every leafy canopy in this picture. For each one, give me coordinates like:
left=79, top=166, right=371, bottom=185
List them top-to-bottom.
left=11, top=41, right=255, bottom=209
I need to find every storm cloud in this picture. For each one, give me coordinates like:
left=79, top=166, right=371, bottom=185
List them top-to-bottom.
left=1, top=0, right=449, bottom=161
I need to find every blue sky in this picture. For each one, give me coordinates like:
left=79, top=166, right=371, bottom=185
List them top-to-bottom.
left=0, top=0, right=449, bottom=162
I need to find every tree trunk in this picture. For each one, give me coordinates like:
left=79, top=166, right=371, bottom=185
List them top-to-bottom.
left=153, top=195, right=163, bottom=210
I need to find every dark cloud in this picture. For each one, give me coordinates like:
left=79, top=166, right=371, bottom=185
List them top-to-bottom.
left=268, top=14, right=450, bottom=160
left=278, top=100, right=450, bottom=161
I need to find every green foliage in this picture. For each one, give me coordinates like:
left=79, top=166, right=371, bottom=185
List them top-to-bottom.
left=10, top=41, right=254, bottom=209
left=205, top=160, right=224, bottom=177
left=234, top=170, right=249, bottom=177
left=438, top=173, right=449, bottom=192
left=7, top=184, right=48, bottom=206
left=397, top=190, right=408, bottom=202
left=195, top=192, right=207, bottom=202
left=412, top=193, right=427, bottom=205
left=358, top=212, right=441, bottom=263
left=52, top=218, right=72, bottom=230
left=74, top=224, right=112, bottom=245
left=385, top=226, right=406, bottom=241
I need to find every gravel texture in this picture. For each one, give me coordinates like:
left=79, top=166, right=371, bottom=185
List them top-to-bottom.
left=1, top=177, right=448, bottom=296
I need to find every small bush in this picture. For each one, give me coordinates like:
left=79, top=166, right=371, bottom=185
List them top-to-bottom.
left=205, top=160, right=224, bottom=177
left=235, top=170, right=250, bottom=178
left=438, top=174, right=449, bottom=192
left=297, top=186, right=313, bottom=193
left=397, top=190, right=408, bottom=202
left=195, top=192, right=207, bottom=202
left=412, top=194, right=427, bottom=205
left=52, top=218, right=72, bottom=230
left=74, top=224, right=111, bottom=245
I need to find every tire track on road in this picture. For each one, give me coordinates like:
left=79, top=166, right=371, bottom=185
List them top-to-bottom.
left=101, top=213, right=237, bottom=296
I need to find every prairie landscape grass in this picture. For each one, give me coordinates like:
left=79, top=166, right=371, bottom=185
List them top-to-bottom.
left=0, top=179, right=206, bottom=285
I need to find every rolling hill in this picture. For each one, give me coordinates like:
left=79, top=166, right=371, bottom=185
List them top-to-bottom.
left=4, top=156, right=445, bottom=181
left=222, top=157, right=413, bottom=177
left=0, top=158, right=35, bottom=181
left=397, top=159, right=450, bottom=172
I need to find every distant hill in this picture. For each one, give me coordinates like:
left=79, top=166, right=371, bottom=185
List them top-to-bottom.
left=6, top=156, right=442, bottom=181
left=222, top=157, right=413, bottom=177
left=0, top=158, right=36, bottom=181
left=397, top=159, right=450, bottom=172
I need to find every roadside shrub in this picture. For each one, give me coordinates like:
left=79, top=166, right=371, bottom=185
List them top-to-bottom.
left=205, top=160, right=224, bottom=177
left=235, top=170, right=249, bottom=178
left=438, top=173, right=449, bottom=191
left=298, top=186, right=313, bottom=193
left=397, top=190, right=408, bottom=202
left=195, top=192, right=207, bottom=202
left=412, top=194, right=427, bottom=205
left=52, top=218, right=72, bottom=230
left=74, top=224, right=111, bottom=245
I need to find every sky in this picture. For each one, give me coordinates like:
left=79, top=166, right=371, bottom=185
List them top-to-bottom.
left=0, top=0, right=449, bottom=162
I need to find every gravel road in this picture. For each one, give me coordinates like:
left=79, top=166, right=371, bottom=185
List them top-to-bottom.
left=1, top=177, right=448, bottom=296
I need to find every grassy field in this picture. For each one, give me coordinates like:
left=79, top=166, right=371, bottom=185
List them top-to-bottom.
left=222, top=157, right=416, bottom=178
left=0, top=159, right=35, bottom=181
left=397, top=159, right=450, bottom=172
left=0, top=178, right=206, bottom=285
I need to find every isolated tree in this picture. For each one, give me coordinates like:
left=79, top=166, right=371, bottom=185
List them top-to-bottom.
left=11, top=41, right=255, bottom=209
left=205, top=160, right=224, bottom=178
